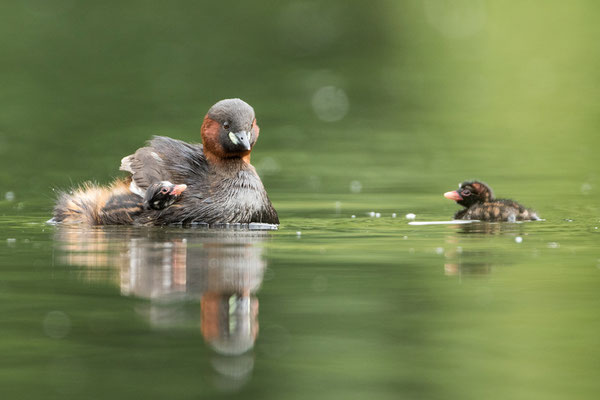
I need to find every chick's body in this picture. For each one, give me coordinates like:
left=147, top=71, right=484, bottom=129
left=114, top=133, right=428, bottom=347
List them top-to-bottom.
left=445, top=181, right=540, bottom=222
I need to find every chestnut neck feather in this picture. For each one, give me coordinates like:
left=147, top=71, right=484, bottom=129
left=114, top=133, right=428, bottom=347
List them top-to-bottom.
left=201, top=116, right=251, bottom=165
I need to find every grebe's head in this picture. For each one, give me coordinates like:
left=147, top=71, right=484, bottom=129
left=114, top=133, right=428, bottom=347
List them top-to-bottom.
left=200, top=99, right=259, bottom=161
left=444, top=180, right=494, bottom=208
left=145, top=181, right=187, bottom=210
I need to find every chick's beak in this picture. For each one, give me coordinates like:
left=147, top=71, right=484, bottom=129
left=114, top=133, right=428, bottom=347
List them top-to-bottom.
left=169, top=184, right=187, bottom=196
left=444, top=190, right=462, bottom=201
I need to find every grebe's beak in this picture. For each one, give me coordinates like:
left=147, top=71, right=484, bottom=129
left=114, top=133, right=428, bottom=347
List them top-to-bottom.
left=229, top=131, right=251, bottom=151
left=170, top=184, right=187, bottom=196
left=443, top=191, right=462, bottom=201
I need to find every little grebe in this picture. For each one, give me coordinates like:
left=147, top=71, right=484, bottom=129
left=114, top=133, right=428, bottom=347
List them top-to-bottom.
left=52, top=99, right=279, bottom=226
left=143, top=181, right=187, bottom=210
left=444, top=181, right=540, bottom=222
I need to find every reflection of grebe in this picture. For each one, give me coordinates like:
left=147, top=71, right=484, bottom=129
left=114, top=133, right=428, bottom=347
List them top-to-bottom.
left=54, top=226, right=268, bottom=386
left=443, top=227, right=520, bottom=277
left=201, top=292, right=259, bottom=356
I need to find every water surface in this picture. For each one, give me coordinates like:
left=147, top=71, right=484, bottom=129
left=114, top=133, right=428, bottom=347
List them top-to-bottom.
left=1, top=1, right=600, bottom=399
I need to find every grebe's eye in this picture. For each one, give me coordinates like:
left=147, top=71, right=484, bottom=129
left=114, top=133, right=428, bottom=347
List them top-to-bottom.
left=223, top=122, right=230, bottom=130
left=462, top=189, right=471, bottom=196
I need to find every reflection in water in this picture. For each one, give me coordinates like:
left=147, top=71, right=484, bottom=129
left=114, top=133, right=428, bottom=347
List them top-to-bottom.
left=457, top=221, right=528, bottom=235
left=443, top=222, right=522, bottom=277
left=54, top=226, right=268, bottom=390
left=443, top=246, right=493, bottom=277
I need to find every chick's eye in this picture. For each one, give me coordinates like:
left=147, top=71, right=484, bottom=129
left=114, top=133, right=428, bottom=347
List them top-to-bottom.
left=223, top=122, right=230, bottom=130
left=161, top=188, right=169, bottom=194
left=462, top=189, right=471, bottom=196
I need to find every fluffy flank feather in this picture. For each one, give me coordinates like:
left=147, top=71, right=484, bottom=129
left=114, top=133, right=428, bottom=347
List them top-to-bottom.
left=53, top=178, right=141, bottom=225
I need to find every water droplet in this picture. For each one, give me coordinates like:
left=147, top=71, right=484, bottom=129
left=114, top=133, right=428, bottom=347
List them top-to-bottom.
left=311, top=86, right=349, bottom=122
left=256, top=157, right=281, bottom=175
left=349, top=180, right=362, bottom=193
left=581, top=183, right=592, bottom=195
left=334, top=201, right=341, bottom=213
left=375, top=213, right=381, bottom=218
left=391, top=213, right=397, bottom=218
left=405, top=213, right=416, bottom=220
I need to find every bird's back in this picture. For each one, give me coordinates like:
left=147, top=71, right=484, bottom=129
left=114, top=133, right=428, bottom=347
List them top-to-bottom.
left=121, top=136, right=278, bottom=225
left=150, top=161, right=279, bottom=225
left=458, top=199, right=539, bottom=221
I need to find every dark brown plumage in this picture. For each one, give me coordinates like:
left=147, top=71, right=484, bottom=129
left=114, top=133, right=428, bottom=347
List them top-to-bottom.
left=52, top=99, right=279, bottom=226
left=444, top=180, right=540, bottom=222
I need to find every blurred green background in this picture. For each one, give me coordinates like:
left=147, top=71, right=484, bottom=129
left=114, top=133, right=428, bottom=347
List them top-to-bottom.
left=2, top=0, right=598, bottom=207
left=1, top=1, right=599, bottom=399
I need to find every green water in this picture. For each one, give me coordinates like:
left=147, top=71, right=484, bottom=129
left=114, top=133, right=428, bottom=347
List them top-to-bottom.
left=1, top=1, right=600, bottom=399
